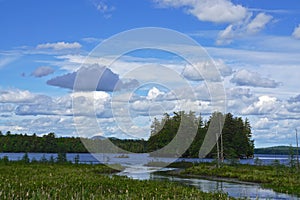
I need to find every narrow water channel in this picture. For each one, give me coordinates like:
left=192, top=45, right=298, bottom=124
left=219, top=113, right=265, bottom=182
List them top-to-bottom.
left=118, top=166, right=300, bottom=200
left=151, top=174, right=298, bottom=200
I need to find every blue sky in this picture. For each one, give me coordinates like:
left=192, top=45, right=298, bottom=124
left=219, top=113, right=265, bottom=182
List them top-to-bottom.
left=1, top=0, right=300, bottom=148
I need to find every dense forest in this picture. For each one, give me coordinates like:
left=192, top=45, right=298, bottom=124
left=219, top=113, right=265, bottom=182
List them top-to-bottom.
left=0, top=111, right=254, bottom=158
left=148, top=111, right=254, bottom=158
left=0, top=131, right=146, bottom=154
left=0, top=132, right=87, bottom=153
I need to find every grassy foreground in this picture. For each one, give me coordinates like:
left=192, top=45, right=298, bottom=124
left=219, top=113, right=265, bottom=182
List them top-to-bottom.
left=0, top=162, right=233, bottom=200
left=181, top=163, right=300, bottom=197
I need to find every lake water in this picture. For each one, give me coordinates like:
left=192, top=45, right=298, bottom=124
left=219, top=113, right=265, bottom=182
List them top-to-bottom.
left=0, top=152, right=294, bottom=165
left=1, top=152, right=299, bottom=199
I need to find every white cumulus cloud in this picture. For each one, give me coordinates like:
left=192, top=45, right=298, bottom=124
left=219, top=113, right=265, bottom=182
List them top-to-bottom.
left=154, top=0, right=248, bottom=23
left=217, top=12, right=273, bottom=45
left=246, top=13, right=273, bottom=34
left=216, top=24, right=235, bottom=45
left=292, top=24, right=300, bottom=39
left=37, top=42, right=82, bottom=50
left=182, top=59, right=232, bottom=81
left=231, top=69, right=280, bottom=88
left=147, top=87, right=164, bottom=100
left=0, top=89, right=37, bottom=103
left=72, top=91, right=111, bottom=117
left=285, top=94, right=300, bottom=113
left=242, top=95, right=280, bottom=115
left=0, top=104, right=16, bottom=113
left=253, top=117, right=276, bottom=130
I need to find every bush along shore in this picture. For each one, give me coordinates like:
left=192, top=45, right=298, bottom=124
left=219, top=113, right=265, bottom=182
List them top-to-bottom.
left=0, top=156, right=233, bottom=200
left=169, top=162, right=300, bottom=197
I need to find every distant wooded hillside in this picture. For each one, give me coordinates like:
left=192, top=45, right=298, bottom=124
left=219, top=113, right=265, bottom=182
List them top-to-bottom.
left=254, top=146, right=300, bottom=155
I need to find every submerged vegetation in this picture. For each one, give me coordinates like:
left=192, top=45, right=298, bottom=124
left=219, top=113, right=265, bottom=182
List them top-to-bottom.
left=0, top=158, right=232, bottom=200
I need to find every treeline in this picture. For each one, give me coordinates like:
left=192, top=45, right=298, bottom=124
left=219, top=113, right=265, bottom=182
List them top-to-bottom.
left=0, top=111, right=254, bottom=158
left=0, top=132, right=87, bottom=153
left=0, top=132, right=147, bottom=154
left=255, top=146, right=300, bottom=155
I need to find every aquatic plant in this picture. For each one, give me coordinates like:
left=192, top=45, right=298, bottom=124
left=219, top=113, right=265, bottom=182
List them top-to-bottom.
left=0, top=162, right=233, bottom=199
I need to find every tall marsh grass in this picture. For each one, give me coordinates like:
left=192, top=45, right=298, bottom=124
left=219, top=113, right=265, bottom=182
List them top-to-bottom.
left=0, top=161, right=232, bottom=199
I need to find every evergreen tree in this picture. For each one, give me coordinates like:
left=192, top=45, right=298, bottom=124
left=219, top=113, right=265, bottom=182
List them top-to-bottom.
left=148, top=111, right=254, bottom=158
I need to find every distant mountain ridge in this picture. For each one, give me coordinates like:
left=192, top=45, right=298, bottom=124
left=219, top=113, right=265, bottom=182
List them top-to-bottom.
left=254, top=146, right=300, bottom=155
